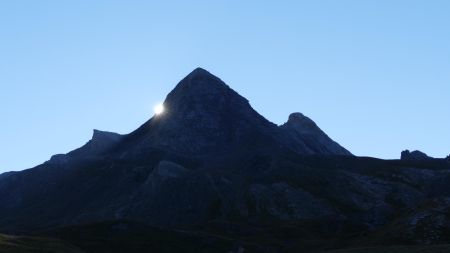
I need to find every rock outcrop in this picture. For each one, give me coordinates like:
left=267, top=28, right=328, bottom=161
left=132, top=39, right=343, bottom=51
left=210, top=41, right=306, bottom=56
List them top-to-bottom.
left=401, top=150, right=432, bottom=161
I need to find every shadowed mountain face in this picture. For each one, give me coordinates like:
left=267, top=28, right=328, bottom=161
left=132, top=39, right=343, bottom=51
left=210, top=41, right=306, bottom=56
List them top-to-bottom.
left=0, top=68, right=449, bottom=252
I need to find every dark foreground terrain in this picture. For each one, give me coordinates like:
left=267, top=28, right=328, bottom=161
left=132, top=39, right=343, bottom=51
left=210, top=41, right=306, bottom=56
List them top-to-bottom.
left=1, top=68, right=449, bottom=252
left=2, top=220, right=450, bottom=253
left=2, top=222, right=450, bottom=253
left=0, top=234, right=82, bottom=253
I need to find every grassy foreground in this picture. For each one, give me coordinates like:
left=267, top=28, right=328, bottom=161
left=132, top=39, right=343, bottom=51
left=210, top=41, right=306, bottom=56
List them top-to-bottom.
left=0, top=234, right=84, bottom=253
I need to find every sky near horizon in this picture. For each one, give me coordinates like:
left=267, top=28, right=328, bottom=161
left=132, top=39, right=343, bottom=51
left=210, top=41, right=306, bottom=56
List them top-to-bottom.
left=1, top=1, right=449, bottom=173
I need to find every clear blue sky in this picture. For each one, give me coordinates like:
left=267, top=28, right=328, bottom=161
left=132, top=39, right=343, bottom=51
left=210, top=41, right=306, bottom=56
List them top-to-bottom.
left=1, top=1, right=449, bottom=173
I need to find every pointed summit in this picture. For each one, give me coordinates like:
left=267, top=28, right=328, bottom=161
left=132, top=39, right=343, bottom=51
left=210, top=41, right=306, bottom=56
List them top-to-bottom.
left=164, top=67, right=244, bottom=112
left=172, top=67, right=229, bottom=91
left=186, top=67, right=214, bottom=77
left=161, top=68, right=257, bottom=125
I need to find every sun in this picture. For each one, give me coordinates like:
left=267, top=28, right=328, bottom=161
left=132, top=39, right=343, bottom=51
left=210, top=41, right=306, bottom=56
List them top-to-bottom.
left=154, top=103, right=165, bottom=115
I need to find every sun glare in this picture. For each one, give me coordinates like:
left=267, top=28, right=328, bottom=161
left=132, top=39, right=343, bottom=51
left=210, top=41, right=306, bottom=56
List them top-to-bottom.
left=154, top=103, right=165, bottom=115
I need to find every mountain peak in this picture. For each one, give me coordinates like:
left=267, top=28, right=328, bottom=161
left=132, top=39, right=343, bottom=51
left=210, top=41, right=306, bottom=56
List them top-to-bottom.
left=187, top=67, right=212, bottom=77
left=125, top=68, right=277, bottom=156
left=162, top=68, right=250, bottom=118
left=166, top=68, right=233, bottom=100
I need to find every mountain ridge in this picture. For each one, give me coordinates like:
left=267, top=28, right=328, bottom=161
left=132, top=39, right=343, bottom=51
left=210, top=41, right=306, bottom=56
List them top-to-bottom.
left=1, top=68, right=449, bottom=252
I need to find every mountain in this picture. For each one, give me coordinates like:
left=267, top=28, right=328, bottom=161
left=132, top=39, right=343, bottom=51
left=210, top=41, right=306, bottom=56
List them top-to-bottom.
left=0, top=68, right=450, bottom=252
left=112, top=68, right=351, bottom=159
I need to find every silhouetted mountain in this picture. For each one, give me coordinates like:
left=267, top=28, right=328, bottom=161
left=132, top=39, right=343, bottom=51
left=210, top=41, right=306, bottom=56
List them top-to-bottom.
left=0, top=68, right=449, bottom=252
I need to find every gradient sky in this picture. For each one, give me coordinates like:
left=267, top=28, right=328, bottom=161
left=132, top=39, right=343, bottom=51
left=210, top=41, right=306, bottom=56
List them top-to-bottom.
left=1, top=1, right=449, bottom=173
